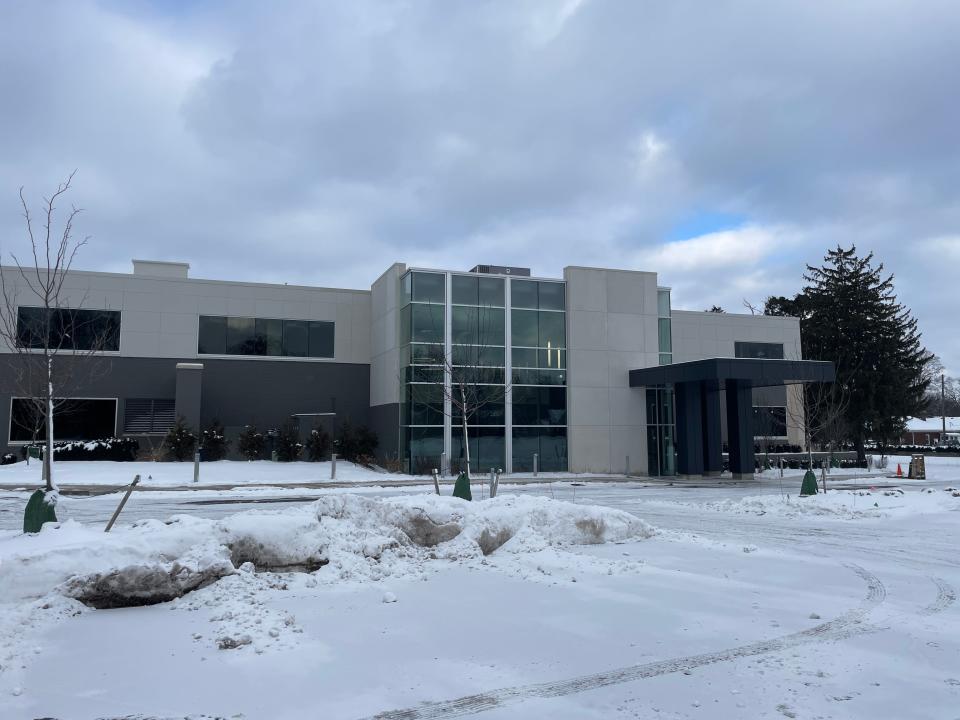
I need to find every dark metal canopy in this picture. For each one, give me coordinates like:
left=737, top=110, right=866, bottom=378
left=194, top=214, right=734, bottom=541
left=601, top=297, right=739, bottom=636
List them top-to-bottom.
left=629, top=357, right=836, bottom=479
left=629, top=358, right=835, bottom=389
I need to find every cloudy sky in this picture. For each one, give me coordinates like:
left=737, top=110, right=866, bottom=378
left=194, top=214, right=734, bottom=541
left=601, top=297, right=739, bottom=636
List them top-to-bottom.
left=1, top=0, right=958, bottom=370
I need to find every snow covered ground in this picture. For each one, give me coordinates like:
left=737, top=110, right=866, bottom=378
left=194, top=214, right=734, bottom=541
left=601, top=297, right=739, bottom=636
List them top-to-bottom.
left=0, top=456, right=958, bottom=719
left=0, top=458, right=414, bottom=488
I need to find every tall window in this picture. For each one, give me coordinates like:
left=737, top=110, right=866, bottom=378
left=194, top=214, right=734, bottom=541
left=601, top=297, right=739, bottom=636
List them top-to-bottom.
left=510, top=279, right=567, bottom=472
left=657, top=289, right=672, bottom=365
left=17, top=308, right=120, bottom=351
left=198, top=316, right=334, bottom=358
left=646, top=387, right=676, bottom=476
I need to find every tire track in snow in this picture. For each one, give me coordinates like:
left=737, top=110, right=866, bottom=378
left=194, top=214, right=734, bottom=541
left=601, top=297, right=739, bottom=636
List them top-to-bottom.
left=362, top=564, right=886, bottom=720
left=918, top=576, right=956, bottom=615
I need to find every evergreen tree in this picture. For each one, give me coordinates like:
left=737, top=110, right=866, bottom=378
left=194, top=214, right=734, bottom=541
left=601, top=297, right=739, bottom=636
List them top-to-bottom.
left=768, top=246, right=933, bottom=460
left=164, top=416, right=196, bottom=461
left=200, top=419, right=229, bottom=461
left=274, top=422, right=303, bottom=462
left=238, top=425, right=266, bottom=461
left=305, top=426, right=332, bottom=461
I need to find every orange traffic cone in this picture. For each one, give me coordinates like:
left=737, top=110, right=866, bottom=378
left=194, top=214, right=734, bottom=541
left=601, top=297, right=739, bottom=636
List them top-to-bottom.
left=896, top=463, right=903, bottom=477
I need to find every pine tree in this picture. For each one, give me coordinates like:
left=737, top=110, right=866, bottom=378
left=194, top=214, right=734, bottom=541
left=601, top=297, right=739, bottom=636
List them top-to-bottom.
left=775, top=246, right=933, bottom=461
left=163, top=416, right=196, bottom=461
left=200, top=419, right=229, bottom=461
left=238, top=425, right=266, bottom=461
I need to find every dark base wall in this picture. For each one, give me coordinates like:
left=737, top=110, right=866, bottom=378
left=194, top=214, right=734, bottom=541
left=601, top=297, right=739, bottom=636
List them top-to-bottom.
left=0, top=355, right=371, bottom=457
left=369, top=403, right=400, bottom=464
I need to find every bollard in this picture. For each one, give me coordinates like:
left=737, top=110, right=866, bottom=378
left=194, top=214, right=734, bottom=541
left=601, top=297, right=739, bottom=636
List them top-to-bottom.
left=193, top=451, right=200, bottom=483
left=440, top=452, right=447, bottom=477
left=331, top=453, right=337, bottom=480
left=533, top=453, right=539, bottom=477
left=432, top=468, right=440, bottom=495
left=489, top=468, right=495, bottom=498
left=492, top=468, right=501, bottom=498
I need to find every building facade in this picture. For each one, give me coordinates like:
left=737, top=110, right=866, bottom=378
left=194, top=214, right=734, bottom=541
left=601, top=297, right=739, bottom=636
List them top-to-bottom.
left=1, top=260, right=806, bottom=475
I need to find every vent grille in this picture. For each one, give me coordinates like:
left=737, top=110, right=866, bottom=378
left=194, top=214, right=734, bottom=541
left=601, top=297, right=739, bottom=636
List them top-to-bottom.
left=123, top=399, right=176, bottom=434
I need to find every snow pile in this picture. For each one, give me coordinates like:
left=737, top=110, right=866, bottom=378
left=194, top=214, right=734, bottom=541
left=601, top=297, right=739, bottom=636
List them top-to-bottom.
left=698, top=488, right=960, bottom=519
left=0, top=493, right=653, bottom=608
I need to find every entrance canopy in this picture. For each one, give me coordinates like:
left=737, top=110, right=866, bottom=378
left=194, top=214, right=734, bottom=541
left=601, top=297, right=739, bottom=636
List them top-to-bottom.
left=629, top=358, right=836, bottom=479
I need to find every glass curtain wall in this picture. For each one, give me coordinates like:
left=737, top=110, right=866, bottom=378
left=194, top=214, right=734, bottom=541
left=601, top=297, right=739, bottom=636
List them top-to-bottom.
left=398, top=270, right=568, bottom=474
left=510, top=279, right=567, bottom=472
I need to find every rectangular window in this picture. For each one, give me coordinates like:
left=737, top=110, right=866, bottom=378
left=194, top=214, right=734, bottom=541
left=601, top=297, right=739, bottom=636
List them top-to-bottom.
left=411, top=272, right=445, bottom=303
left=451, top=275, right=479, bottom=306
left=510, top=279, right=539, bottom=309
left=537, top=282, right=565, bottom=311
left=410, top=304, right=444, bottom=343
left=17, top=307, right=120, bottom=351
left=510, top=309, right=539, bottom=347
left=198, top=315, right=227, bottom=354
left=198, top=316, right=335, bottom=358
left=227, top=316, right=257, bottom=354
left=257, top=318, right=284, bottom=356
left=658, top=318, right=672, bottom=353
left=308, top=321, right=335, bottom=357
left=736, top=342, right=785, bottom=360
left=10, top=398, right=117, bottom=442
left=123, top=399, right=176, bottom=434
left=753, top=406, right=787, bottom=438
left=511, top=427, right=567, bottom=471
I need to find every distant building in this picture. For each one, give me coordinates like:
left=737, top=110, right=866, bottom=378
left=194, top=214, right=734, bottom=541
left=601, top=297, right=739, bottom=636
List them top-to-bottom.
left=900, top=417, right=960, bottom=446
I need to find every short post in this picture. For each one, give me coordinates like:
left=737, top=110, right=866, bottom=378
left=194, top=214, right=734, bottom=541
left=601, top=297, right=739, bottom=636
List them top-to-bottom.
left=193, top=451, right=200, bottom=483
left=440, top=452, right=447, bottom=477
left=331, top=453, right=338, bottom=480
left=533, top=453, right=539, bottom=477
left=625, top=455, right=630, bottom=476
left=779, top=456, right=784, bottom=478
left=432, top=468, right=440, bottom=495
left=489, top=468, right=495, bottom=498
left=492, top=468, right=501, bottom=498
left=105, top=475, right=140, bottom=532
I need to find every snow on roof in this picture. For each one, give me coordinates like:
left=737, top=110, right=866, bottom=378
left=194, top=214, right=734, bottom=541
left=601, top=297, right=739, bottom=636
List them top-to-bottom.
left=905, top=416, right=960, bottom=432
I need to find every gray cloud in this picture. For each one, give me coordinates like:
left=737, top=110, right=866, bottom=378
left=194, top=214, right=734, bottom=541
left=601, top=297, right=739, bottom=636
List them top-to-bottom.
left=1, top=0, right=958, bottom=369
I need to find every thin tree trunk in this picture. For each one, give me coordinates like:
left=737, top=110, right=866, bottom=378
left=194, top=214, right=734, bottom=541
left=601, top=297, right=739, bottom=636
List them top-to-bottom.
left=45, top=354, right=56, bottom=493
left=460, top=386, right=471, bottom=482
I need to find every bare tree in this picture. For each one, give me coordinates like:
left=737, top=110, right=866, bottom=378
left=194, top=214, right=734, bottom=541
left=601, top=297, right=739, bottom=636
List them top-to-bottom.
left=0, top=172, right=113, bottom=495
left=786, top=380, right=851, bottom=489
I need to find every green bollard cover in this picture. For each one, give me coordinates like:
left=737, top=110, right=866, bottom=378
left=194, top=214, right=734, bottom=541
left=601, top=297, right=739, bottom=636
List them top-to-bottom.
left=800, top=469, right=819, bottom=497
left=452, top=472, right=473, bottom=501
left=23, top=489, right=58, bottom=533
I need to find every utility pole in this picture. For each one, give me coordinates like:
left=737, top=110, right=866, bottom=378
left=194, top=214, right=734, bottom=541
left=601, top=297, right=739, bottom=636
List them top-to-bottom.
left=943, top=373, right=947, bottom=443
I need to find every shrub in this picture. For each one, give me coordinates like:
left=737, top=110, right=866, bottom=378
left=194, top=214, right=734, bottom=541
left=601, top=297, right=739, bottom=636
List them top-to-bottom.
left=164, top=416, right=196, bottom=461
left=200, top=419, right=229, bottom=461
left=335, top=420, right=379, bottom=462
left=273, top=422, right=303, bottom=462
left=238, top=425, right=266, bottom=461
left=305, top=426, right=331, bottom=461
left=51, top=438, right=140, bottom=462
left=2, top=453, right=17, bottom=465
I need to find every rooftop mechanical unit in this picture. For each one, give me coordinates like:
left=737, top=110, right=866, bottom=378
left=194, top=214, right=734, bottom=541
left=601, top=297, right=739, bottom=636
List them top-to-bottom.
left=468, top=264, right=531, bottom=276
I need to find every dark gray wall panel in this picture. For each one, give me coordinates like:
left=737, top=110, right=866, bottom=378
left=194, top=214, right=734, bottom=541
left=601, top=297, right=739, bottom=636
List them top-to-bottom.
left=1, top=354, right=371, bottom=456
left=369, top=403, right=400, bottom=463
